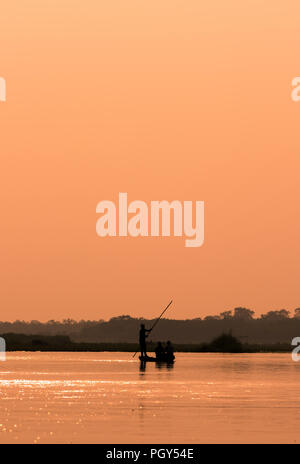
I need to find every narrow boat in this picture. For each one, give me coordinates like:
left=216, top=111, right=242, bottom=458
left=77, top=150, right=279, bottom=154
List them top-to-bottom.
left=139, top=355, right=175, bottom=363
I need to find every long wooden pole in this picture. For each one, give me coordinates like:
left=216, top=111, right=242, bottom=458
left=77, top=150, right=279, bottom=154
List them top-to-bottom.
left=133, top=300, right=173, bottom=358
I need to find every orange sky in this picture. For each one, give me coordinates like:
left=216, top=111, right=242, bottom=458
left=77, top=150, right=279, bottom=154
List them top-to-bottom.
left=0, top=1, right=300, bottom=321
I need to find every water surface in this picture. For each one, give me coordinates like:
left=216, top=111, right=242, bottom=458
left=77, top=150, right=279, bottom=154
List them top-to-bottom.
left=0, top=352, right=299, bottom=443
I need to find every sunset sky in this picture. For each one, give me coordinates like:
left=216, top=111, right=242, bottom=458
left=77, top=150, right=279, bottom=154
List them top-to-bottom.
left=0, top=1, right=299, bottom=321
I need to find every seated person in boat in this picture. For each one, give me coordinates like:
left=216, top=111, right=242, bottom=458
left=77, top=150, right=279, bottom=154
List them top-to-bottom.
left=165, top=341, right=175, bottom=361
left=155, top=342, right=165, bottom=360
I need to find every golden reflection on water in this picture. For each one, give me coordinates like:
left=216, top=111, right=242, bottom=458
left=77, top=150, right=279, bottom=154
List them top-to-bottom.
left=0, top=352, right=299, bottom=443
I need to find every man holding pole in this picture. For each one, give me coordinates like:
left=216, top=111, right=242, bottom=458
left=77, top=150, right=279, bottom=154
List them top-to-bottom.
left=133, top=300, right=173, bottom=359
left=139, top=324, right=152, bottom=358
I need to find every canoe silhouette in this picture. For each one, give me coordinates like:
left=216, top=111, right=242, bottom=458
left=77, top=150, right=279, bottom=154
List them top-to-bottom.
left=139, top=355, right=175, bottom=363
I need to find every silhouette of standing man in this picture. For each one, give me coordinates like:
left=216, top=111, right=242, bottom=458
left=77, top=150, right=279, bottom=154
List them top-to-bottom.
left=139, top=324, right=152, bottom=357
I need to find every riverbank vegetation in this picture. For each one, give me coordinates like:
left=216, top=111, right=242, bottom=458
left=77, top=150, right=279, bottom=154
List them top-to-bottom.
left=0, top=307, right=299, bottom=345
left=0, top=333, right=291, bottom=353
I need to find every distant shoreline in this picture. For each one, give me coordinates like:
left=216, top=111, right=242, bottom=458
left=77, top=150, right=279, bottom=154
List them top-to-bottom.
left=0, top=310, right=298, bottom=347
left=1, top=333, right=291, bottom=354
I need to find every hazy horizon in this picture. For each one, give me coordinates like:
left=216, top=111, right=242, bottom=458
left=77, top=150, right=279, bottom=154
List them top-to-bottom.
left=0, top=306, right=299, bottom=323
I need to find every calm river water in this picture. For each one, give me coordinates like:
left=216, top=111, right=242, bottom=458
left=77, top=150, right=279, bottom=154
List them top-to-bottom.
left=0, top=352, right=299, bottom=443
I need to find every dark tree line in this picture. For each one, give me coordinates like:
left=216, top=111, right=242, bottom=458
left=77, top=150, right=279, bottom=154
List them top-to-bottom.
left=1, top=307, right=300, bottom=344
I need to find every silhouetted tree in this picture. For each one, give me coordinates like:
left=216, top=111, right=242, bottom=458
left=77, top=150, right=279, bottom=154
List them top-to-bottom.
left=233, top=307, right=255, bottom=320
left=294, top=308, right=300, bottom=319
left=261, top=309, right=290, bottom=320
left=220, top=311, right=232, bottom=319
left=208, top=333, right=243, bottom=353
